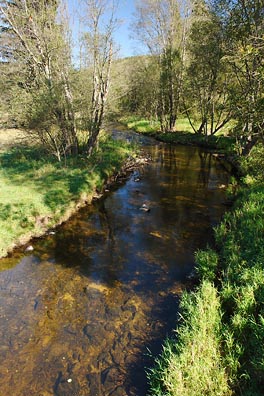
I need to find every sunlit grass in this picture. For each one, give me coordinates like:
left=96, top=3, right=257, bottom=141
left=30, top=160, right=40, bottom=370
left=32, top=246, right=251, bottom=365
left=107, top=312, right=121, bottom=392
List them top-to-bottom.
left=120, top=115, right=235, bottom=135
left=120, top=116, right=236, bottom=152
left=0, top=128, right=29, bottom=151
left=0, top=132, right=135, bottom=257
left=149, top=143, right=264, bottom=395
left=149, top=281, right=231, bottom=396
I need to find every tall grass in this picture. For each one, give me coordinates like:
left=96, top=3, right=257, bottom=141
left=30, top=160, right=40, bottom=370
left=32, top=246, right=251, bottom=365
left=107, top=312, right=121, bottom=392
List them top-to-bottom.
left=0, top=133, right=136, bottom=257
left=215, top=177, right=264, bottom=395
left=149, top=281, right=231, bottom=396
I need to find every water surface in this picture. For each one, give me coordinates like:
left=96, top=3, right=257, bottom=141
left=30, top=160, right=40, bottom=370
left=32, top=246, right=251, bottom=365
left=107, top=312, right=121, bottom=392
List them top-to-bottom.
left=0, top=131, right=230, bottom=396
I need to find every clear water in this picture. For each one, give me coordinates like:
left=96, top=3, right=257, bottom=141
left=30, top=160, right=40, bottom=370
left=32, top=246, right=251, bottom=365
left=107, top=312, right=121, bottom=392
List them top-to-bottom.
left=0, top=132, right=230, bottom=396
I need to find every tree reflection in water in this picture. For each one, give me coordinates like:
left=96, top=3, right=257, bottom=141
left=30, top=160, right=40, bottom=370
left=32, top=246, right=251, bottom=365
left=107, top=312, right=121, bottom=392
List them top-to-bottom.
left=0, top=133, right=230, bottom=396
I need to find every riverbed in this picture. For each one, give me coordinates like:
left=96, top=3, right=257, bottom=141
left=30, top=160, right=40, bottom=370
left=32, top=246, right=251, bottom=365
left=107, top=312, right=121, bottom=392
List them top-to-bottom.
left=0, top=130, right=230, bottom=396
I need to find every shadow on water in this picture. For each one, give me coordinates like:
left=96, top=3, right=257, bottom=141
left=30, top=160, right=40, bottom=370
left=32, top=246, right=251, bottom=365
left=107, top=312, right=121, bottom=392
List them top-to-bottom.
left=0, top=130, right=231, bottom=396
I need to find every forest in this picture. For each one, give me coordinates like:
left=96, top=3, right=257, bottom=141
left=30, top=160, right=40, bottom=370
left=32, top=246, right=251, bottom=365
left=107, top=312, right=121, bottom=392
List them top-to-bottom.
left=0, top=0, right=264, bottom=395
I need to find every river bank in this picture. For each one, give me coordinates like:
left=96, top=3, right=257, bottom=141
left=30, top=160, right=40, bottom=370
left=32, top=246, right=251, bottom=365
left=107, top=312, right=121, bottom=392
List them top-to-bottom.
left=119, top=116, right=236, bottom=152
left=118, top=118, right=264, bottom=395
left=0, top=128, right=140, bottom=259
left=0, top=128, right=230, bottom=396
left=148, top=143, right=264, bottom=395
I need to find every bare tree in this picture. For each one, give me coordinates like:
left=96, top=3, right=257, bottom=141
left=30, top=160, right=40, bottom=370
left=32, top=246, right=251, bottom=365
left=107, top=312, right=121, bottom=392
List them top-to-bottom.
left=0, top=0, right=78, bottom=160
left=80, top=0, right=118, bottom=156
left=133, top=0, right=192, bottom=132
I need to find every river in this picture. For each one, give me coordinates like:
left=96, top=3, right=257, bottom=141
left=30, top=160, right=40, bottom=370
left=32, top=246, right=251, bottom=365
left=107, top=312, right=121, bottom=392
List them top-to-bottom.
left=0, top=129, right=230, bottom=396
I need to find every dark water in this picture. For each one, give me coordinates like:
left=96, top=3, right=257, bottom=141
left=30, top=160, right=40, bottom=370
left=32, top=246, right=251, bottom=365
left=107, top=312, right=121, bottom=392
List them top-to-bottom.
left=0, top=131, right=230, bottom=396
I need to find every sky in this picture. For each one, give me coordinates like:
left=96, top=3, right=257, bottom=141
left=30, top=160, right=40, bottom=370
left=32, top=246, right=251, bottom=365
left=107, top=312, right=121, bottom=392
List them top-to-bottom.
left=67, top=0, right=140, bottom=60
left=112, top=0, right=138, bottom=57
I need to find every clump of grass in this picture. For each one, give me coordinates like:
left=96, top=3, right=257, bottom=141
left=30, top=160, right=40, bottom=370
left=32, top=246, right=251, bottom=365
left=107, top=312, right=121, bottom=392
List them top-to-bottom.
left=0, top=133, right=135, bottom=257
left=240, top=143, right=264, bottom=183
left=195, top=248, right=219, bottom=282
left=149, top=281, right=231, bottom=396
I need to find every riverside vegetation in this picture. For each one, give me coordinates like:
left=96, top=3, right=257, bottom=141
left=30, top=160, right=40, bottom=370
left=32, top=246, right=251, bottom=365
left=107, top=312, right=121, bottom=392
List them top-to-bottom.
left=1, top=0, right=264, bottom=395
left=119, top=116, right=236, bottom=153
left=0, top=130, right=136, bottom=258
left=147, top=142, right=264, bottom=395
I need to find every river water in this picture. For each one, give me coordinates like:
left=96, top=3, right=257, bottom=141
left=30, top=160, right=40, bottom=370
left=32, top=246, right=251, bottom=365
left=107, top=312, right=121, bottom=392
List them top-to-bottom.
left=0, top=130, right=230, bottom=396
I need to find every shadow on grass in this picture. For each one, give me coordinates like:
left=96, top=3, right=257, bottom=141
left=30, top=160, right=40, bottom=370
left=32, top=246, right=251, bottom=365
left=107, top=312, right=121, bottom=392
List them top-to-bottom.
left=151, top=131, right=235, bottom=151
left=0, top=138, right=132, bottom=212
left=0, top=145, right=93, bottom=211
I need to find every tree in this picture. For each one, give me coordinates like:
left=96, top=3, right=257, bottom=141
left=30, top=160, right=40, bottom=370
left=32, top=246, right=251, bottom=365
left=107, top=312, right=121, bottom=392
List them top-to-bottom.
left=0, top=0, right=78, bottom=161
left=79, top=0, right=118, bottom=156
left=133, top=0, right=192, bottom=132
left=184, top=0, right=231, bottom=136
left=212, top=0, right=264, bottom=150
left=118, top=55, right=160, bottom=119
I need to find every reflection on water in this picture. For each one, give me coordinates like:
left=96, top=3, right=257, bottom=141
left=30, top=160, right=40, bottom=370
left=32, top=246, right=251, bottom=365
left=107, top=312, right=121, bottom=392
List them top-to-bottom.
left=0, top=132, right=230, bottom=396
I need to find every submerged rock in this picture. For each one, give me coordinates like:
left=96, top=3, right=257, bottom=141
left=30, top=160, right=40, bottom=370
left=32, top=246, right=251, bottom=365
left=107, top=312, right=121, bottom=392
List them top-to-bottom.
left=139, top=204, right=150, bottom=212
left=25, top=245, right=34, bottom=252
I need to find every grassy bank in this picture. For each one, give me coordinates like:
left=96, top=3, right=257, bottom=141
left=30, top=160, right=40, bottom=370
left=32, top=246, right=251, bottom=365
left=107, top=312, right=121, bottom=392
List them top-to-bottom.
left=119, top=116, right=235, bottom=152
left=0, top=130, right=136, bottom=258
left=148, top=143, right=264, bottom=395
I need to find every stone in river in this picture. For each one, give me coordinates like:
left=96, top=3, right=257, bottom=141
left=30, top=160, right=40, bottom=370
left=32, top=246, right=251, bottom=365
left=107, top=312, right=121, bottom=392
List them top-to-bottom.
left=25, top=245, right=34, bottom=252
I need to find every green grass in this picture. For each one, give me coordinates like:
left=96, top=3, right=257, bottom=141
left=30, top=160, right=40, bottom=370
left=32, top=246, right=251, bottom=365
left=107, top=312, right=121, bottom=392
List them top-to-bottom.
left=119, top=116, right=160, bottom=134
left=120, top=116, right=235, bottom=152
left=0, top=133, right=136, bottom=257
left=149, top=143, right=264, bottom=396
left=215, top=179, right=264, bottom=394
left=149, top=281, right=231, bottom=396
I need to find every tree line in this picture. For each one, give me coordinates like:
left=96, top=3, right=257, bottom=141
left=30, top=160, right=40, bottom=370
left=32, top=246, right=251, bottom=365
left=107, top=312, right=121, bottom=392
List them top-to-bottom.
left=1, top=0, right=263, bottom=161
left=121, top=0, right=264, bottom=152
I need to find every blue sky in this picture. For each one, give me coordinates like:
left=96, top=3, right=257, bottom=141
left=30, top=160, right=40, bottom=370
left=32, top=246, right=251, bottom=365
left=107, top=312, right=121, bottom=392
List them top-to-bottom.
left=67, top=0, right=139, bottom=59
left=113, top=0, right=137, bottom=57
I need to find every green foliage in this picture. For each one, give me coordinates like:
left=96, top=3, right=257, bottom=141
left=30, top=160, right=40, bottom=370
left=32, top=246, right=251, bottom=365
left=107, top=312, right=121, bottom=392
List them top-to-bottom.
left=185, top=1, right=231, bottom=136
left=240, top=143, right=264, bottom=183
left=149, top=281, right=231, bottom=396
